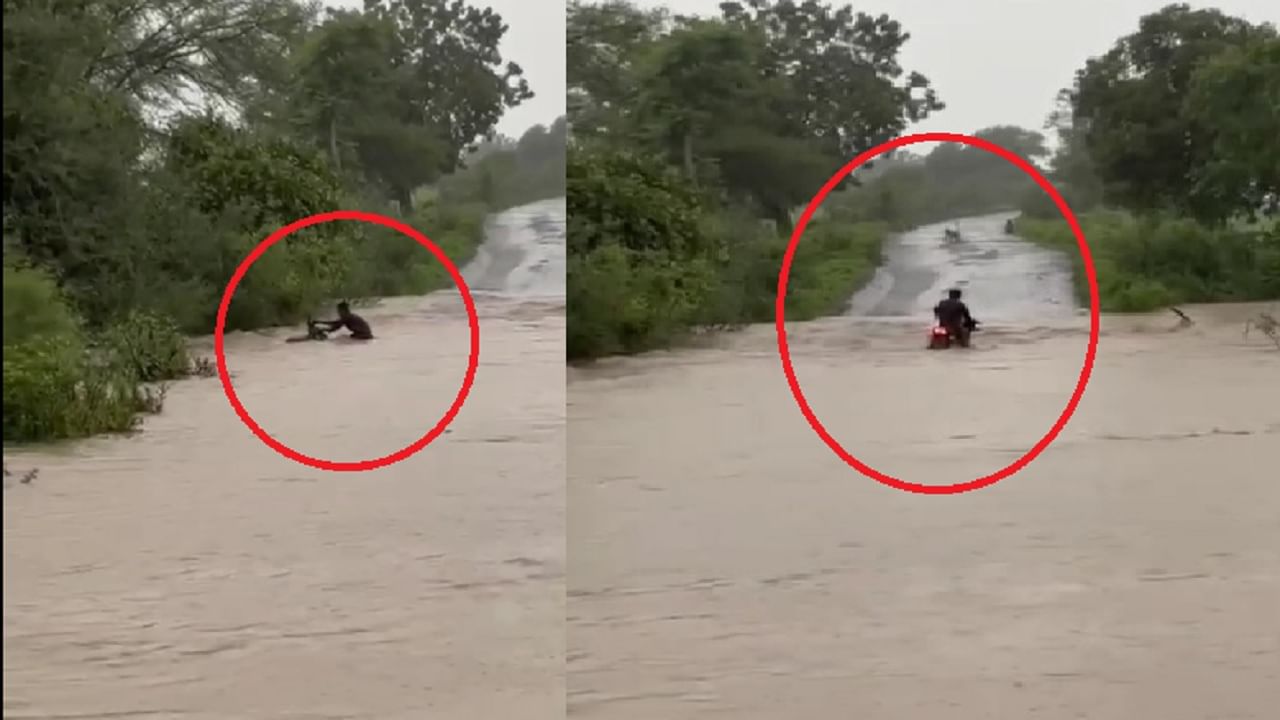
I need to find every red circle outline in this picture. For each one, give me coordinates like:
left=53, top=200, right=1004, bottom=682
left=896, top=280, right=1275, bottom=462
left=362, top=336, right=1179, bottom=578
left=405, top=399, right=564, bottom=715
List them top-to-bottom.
left=775, top=132, right=1100, bottom=495
left=214, top=210, right=480, bottom=472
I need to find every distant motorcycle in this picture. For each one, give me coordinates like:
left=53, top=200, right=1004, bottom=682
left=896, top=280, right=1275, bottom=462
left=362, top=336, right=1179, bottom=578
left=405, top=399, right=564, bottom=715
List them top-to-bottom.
left=1004, top=218, right=1015, bottom=234
left=943, top=227, right=962, bottom=243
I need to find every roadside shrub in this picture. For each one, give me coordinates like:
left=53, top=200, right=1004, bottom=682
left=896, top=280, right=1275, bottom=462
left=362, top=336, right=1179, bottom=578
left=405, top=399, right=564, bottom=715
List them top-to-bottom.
left=1019, top=210, right=1278, bottom=311
left=785, top=220, right=887, bottom=320
left=3, top=263, right=81, bottom=347
left=2, top=265, right=167, bottom=442
left=99, top=309, right=191, bottom=382
left=2, top=334, right=148, bottom=442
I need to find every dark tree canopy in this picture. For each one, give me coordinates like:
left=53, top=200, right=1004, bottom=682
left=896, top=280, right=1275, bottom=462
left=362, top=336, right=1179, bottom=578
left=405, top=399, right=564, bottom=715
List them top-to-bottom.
left=1068, top=3, right=1278, bottom=222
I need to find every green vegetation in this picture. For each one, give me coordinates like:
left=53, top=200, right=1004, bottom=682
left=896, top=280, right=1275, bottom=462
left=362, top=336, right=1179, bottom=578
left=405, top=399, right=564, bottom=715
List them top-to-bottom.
left=3, top=0, right=565, bottom=442
left=566, top=0, right=943, bottom=360
left=1016, top=4, right=1279, bottom=312
left=438, top=118, right=569, bottom=210
left=824, top=125, right=1051, bottom=230
left=1019, top=212, right=1280, bottom=311
left=3, top=265, right=176, bottom=442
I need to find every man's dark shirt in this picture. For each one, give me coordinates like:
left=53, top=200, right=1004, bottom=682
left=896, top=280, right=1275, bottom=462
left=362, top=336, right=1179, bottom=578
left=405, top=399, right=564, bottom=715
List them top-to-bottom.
left=934, top=298, right=972, bottom=329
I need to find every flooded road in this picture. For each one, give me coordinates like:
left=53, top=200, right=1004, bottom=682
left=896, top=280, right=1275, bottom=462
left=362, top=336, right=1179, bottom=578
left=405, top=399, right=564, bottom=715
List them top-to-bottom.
left=4, top=199, right=566, bottom=719
left=849, top=213, right=1076, bottom=321
left=568, top=217, right=1280, bottom=718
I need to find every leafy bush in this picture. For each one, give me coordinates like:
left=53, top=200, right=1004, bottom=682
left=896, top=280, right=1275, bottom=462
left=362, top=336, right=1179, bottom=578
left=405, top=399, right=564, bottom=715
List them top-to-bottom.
left=566, top=144, right=890, bottom=359
left=567, top=144, right=724, bottom=359
left=1019, top=210, right=1279, bottom=311
left=785, top=220, right=887, bottom=320
left=568, top=242, right=717, bottom=358
left=3, top=263, right=81, bottom=347
left=2, top=265, right=173, bottom=442
left=99, top=309, right=191, bottom=382
left=2, top=334, right=149, bottom=442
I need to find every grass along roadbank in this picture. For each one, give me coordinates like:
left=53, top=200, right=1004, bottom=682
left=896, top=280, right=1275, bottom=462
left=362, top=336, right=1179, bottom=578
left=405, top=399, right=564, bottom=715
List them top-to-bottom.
left=1017, top=211, right=1280, bottom=313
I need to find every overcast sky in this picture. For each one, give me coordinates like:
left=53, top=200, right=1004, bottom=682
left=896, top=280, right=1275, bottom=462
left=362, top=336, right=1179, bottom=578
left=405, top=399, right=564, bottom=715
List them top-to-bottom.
left=327, top=0, right=566, bottom=137
left=629, top=0, right=1279, bottom=139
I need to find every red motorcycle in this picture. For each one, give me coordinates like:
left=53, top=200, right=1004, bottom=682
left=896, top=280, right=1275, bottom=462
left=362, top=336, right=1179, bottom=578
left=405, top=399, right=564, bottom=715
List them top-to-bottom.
left=927, top=320, right=979, bottom=349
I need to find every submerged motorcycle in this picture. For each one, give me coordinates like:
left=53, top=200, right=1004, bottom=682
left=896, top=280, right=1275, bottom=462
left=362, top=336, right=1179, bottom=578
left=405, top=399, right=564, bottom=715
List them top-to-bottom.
left=285, top=317, right=329, bottom=343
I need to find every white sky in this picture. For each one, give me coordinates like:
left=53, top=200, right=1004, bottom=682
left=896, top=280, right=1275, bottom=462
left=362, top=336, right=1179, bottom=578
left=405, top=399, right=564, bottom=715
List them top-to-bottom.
left=326, top=0, right=566, bottom=137
left=628, top=0, right=1279, bottom=137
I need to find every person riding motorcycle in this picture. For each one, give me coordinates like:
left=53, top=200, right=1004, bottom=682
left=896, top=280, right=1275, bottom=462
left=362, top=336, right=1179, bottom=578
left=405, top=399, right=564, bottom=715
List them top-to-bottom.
left=933, top=288, right=977, bottom=347
left=315, top=301, right=374, bottom=340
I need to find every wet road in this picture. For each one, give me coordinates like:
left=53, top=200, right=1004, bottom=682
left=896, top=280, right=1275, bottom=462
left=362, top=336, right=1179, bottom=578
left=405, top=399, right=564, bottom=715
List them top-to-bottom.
left=4, top=199, right=567, bottom=719
left=848, top=212, right=1077, bottom=321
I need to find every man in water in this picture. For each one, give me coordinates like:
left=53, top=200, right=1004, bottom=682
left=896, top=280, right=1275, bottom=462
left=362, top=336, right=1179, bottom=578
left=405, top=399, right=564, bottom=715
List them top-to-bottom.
left=934, top=288, right=977, bottom=347
left=316, top=301, right=373, bottom=340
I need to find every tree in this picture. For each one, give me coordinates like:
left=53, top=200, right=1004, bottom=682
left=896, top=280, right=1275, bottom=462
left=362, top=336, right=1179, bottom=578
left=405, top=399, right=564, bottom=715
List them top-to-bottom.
left=69, top=0, right=309, bottom=112
left=252, top=0, right=533, bottom=209
left=362, top=0, right=533, bottom=165
left=567, top=0, right=669, bottom=138
left=713, top=0, right=943, bottom=230
left=719, top=0, right=944, bottom=161
left=3, top=1, right=147, bottom=279
left=1067, top=3, right=1277, bottom=222
left=279, top=10, right=448, bottom=206
left=631, top=20, right=789, bottom=179
left=1185, top=35, right=1280, bottom=221
left=1040, top=89, right=1104, bottom=212
left=164, top=114, right=344, bottom=228
left=435, top=116, right=569, bottom=210
left=973, top=126, right=1049, bottom=164
left=567, top=142, right=720, bottom=358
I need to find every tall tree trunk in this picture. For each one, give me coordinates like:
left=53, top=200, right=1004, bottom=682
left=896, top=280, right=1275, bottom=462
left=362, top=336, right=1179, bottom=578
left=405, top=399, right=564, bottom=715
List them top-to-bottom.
left=328, top=115, right=341, bottom=171
left=682, top=132, right=695, bottom=180
left=395, top=186, right=412, bottom=215
left=764, top=201, right=794, bottom=237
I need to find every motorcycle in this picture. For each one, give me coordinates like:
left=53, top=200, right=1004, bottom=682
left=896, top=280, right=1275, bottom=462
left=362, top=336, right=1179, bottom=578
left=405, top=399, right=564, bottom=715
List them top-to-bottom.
left=285, top=317, right=330, bottom=343
left=927, top=320, right=980, bottom=349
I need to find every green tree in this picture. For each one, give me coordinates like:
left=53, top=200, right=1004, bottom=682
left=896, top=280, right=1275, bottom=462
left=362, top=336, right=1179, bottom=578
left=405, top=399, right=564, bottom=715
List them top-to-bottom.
left=362, top=0, right=533, bottom=170
left=567, top=0, right=669, bottom=138
left=719, top=0, right=944, bottom=159
left=3, top=1, right=146, bottom=275
left=712, top=1, right=943, bottom=230
left=1068, top=3, right=1277, bottom=222
left=284, top=10, right=448, bottom=205
left=1184, top=35, right=1280, bottom=221
left=165, top=114, right=344, bottom=229
left=436, top=116, right=569, bottom=210
left=567, top=143, right=719, bottom=358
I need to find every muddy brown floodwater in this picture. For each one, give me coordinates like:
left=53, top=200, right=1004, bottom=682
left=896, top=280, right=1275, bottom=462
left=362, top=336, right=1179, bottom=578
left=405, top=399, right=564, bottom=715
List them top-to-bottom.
left=4, top=199, right=566, bottom=719
left=568, top=215, right=1280, bottom=719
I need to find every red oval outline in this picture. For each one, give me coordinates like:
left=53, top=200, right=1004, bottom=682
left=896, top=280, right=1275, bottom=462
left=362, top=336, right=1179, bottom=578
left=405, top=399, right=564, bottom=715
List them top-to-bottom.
left=775, top=131, right=1100, bottom=495
left=214, top=210, right=480, bottom=472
